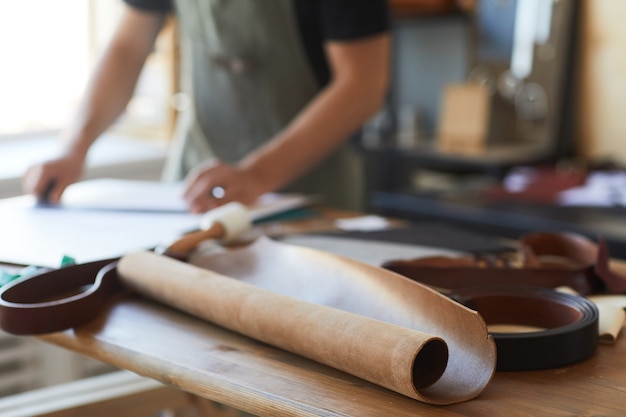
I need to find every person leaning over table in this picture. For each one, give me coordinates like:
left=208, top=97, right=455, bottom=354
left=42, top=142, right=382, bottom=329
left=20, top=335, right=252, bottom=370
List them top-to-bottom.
left=22, top=0, right=391, bottom=214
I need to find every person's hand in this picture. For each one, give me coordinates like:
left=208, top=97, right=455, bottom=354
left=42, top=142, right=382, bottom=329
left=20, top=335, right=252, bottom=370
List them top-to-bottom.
left=22, top=153, right=86, bottom=203
left=182, top=158, right=264, bottom=213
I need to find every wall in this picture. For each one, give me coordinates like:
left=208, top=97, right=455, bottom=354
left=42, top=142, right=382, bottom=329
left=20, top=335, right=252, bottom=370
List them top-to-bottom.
left=577, top=0, right=626, bottom=165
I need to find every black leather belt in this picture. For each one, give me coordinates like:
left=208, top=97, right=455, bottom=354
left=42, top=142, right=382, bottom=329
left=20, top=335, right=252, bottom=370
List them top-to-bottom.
left=450, top=286, right=599, bottom=371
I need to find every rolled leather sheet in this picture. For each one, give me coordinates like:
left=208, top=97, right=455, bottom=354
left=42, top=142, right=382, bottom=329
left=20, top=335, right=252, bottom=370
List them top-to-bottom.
left=117, top=237, right=496, bottom=405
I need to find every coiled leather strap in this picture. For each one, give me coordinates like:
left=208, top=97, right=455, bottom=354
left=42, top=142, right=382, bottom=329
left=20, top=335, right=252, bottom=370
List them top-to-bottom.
left=450, top=286, right=599, bottom=371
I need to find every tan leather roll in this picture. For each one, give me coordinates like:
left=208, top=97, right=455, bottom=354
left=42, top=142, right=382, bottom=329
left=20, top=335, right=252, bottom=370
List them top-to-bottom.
left=117, top=237, right=496, bottom=405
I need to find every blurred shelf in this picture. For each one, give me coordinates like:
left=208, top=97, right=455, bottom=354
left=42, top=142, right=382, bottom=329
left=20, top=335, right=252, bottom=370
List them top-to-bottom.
left=369, top=190, right=626, bottom=259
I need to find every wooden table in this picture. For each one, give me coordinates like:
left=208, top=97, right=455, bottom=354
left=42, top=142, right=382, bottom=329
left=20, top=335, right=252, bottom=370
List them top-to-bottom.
left=34, top=212, right=626, bottom=416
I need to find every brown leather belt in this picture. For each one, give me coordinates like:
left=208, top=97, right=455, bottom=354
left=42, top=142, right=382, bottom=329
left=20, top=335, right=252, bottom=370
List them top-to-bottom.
left=0, top=219, right=230, bottom=335
left=382, top=231, right=617, bottom=370
left=382, top=232, right=626, bottom=296
left=0, top=259, right=120, bottom=335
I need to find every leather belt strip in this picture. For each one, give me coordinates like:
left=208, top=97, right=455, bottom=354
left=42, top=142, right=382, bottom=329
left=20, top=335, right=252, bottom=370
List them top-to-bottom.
left=381, top=231, right=617, bottom=371
left=381, top=232, right=626, bottom=296
left=0, top=259, right=120, bottom=335
left=450, top=286, right=599, bottom=371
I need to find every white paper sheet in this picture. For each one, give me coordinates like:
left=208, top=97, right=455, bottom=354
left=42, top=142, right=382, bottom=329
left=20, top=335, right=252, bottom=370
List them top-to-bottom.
left=558, top=172, right=626, bottom=207
left=57, top=178, right=316, bottom=220
left=0, top=179, right=316, bottom=267
left=58, top=179, right=189, bottom=212
left=0, top=195, right=202, bottom=267
left=280, top=235, right=459, bottom=266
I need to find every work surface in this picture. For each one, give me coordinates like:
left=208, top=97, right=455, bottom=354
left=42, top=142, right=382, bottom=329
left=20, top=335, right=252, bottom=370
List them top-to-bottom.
left=29, top=214, right=625, bottom=417
left=40, top=290, right=625, bottom=417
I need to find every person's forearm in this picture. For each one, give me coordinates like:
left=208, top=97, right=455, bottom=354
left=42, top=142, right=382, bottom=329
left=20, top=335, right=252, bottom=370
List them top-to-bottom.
left=61, top=9, right=166, bottom=159
left=239, top=35, right=390, bottom=194
left=60, top=50, right=144, bottom=159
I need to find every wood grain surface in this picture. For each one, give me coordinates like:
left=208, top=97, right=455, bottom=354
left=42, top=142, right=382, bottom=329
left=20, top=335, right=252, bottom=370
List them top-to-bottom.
left=36, top=210, right=626, bottom=416
left=39, top=288, right=626, bottom=417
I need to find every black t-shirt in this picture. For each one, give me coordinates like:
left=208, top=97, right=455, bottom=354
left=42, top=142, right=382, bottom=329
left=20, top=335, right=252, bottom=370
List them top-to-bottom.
left=123, top=0, right=390, bottom=86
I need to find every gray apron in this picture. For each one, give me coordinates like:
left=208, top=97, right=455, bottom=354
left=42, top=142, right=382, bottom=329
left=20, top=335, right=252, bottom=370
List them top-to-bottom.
left=163, top=0, right=365, bottom=210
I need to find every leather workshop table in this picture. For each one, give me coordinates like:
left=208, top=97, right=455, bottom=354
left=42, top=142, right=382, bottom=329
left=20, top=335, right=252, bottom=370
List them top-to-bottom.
left=27, top=209, right=626, bottom=416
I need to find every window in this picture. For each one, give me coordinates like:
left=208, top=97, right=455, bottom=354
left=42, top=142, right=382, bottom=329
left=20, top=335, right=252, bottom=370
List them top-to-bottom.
left=0, top=0, right=174, bottom=140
